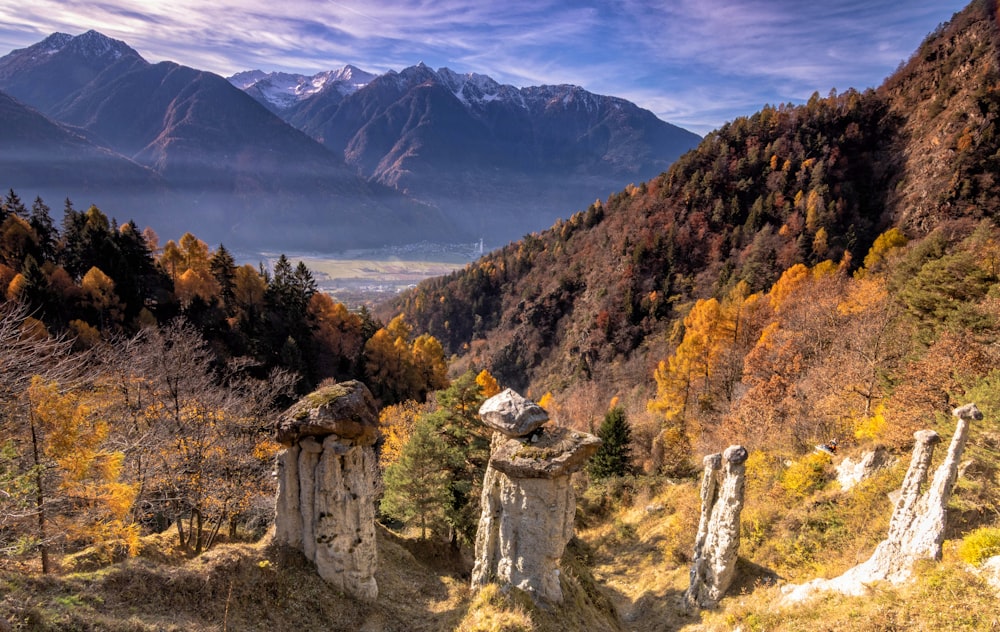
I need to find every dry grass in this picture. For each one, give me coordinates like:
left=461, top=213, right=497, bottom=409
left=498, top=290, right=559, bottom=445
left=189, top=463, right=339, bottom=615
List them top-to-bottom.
left=4, top=431, right=1000, bottom=632
left=576, top=477, right=703, bottom=631
left=0, top=524, right=620, bottom=632
left=0, top=527, right=469, bottom=632
left=700, top=553, right=1000, bottom=631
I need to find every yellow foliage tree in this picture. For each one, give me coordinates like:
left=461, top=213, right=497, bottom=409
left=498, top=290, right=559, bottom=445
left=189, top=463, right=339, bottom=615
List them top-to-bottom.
left=862, top=227, right=908, bottom=272
left=81, top=266, right=123, bottom=331
left=174, top=268, right=220, bottom=307
left=5, top=272, right=26, bottom=301
left=649, top=297, right=724, bottom=424
left=365, top=316, right=451, bottom=403
left=411, top=333, right=449, bottom=394
left=475, top=369, right=501, bottom=398
left=28, top=376, right=140, bottom=561
left=537, top=391, right=554, bottom=410
left=378, top=400, right=423, bottom=469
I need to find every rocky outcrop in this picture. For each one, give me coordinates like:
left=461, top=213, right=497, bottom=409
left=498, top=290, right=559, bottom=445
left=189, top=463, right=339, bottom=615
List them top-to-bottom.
left=274, top=381, right=381, bottom=601
left=479, top=388, right=549, bottom=437
left=470, top=390, right=601, bottom=604
left=783, top=403, right=982, bottom=603
left=685, top=445, right=749, bottom=608
left=836, top=446, right=896, bottom=491
left=979, top=556, right=1000, bottom=594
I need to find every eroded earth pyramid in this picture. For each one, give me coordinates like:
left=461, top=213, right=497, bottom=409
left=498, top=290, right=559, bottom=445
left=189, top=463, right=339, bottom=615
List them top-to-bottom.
left=274, top=380, right=381, bottom=601
left=471, top=389, right=601, bottom=604
left=783, top=403, right=982, bottom=603
left=685, top=445, right=749, bottom=608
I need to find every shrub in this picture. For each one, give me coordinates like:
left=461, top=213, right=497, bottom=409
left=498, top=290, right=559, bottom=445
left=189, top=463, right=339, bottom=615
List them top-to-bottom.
left=780, top=452, right=831, bottom=498
left=958, top=526, right=1000, bottom=565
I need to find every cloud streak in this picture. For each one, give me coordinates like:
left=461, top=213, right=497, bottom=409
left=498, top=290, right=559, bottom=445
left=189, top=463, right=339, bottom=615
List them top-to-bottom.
left=0, top=0, right=970, bottom=134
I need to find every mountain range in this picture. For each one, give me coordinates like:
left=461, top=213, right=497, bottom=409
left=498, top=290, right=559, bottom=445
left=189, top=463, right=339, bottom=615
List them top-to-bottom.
left=384, top=0, right=1000, bottom=396
left=0, top=31, right=700, bottom=250
left=230, top=64, right=701, bottom=239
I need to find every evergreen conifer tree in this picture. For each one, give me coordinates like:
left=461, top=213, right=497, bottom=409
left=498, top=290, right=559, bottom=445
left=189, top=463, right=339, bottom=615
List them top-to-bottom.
left=589, top=406, right=634, bottom=479
left=380, top=417, right=458, bottom=540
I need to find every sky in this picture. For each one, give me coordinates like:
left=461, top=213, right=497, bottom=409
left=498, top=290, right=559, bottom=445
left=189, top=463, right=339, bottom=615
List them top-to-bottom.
left=0, top=0, right=971, bottom=136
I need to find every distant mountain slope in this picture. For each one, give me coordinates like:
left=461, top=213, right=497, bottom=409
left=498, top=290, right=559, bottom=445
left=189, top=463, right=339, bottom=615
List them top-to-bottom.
left=384, top=0, right=1000, bottom=394
left=0, top=31, right=146, bottom=112
left=0, top=32, right=450, bottom=249
left=232, top=64, right=702, bottom=241
left=0, top=89, right=170, bottom=218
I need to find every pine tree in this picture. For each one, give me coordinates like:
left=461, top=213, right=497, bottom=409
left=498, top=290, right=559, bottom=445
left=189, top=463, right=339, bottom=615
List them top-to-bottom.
left=2, top=189, right=26, bottom=219
left=28, top=197, right=57, bottom=263
left=209, top=244, right=237, bottom=312
left=589, top=406, right=634, bottom=479
left=380, top=417, right=458, bottom=539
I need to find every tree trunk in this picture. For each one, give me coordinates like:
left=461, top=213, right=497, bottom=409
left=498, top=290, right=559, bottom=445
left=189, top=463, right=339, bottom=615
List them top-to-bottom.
left=29, top=410, right=50, bottom=574
left=176, top=508, right=188, bottom=552
left=193, top=509, right=203, bottom=554
left=205, top=512, right=225, bottom=551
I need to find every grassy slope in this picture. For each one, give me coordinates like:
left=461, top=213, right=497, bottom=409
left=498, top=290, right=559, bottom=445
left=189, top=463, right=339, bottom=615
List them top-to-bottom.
left=4, top=425, right=999, bottom=632
left=0, top=524, right=619, bottom=632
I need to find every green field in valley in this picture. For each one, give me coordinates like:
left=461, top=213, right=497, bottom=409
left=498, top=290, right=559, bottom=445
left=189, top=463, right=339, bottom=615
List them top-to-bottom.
left=257, top=243, right=483, bottom=307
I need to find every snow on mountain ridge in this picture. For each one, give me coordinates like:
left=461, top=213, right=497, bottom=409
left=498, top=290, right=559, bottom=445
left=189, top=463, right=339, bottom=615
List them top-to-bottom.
left=10, top=30, right=142, bottom=64
left=230, top=62, right=640, bottom=120
left=228, top=65, right=376, bottom=108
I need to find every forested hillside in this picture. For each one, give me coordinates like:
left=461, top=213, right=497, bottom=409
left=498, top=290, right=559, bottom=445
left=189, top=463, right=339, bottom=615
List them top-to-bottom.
left=385, top=0, right=1000, bottom=425
left=0, top=191, right=454, bottom=569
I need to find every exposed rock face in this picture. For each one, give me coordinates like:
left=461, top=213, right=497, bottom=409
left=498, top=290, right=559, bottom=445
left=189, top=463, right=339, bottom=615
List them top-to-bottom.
left=273, top=381, right=380, bottom=601
left=478, top=388, right=549, bottom=437
left=471, top=391, right=600, bottom=604
left=783, top=403, right=982, bottom=603
left=488, top=425, right=602, bottom=479
left=685, top=445, right=748, bottom=608
left=836, top=446, right=897, bottom=491
left=979, top=556, right=1000, bottom=594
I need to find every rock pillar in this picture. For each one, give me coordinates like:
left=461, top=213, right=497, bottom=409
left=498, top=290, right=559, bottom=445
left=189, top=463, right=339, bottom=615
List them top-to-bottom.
left=273, top=380, right=381, bottom=601
left=470, top=389, right=601, bottom=604
left=782, top=403, right=982, bottom=603
left=685, top=445, right=748, bottom=608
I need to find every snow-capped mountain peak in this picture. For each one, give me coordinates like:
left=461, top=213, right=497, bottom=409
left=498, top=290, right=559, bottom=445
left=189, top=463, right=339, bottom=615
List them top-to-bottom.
left=6, top=30, right=143, bottom=65
left=65, top=30, right=142, bottom=62
left=37, top=33, right=73, bottom=54
left=227, top=65, right=376, bottom=109
left=436, top=67, right=505, bottom=105
left=228, top=69, right=270, bottom=89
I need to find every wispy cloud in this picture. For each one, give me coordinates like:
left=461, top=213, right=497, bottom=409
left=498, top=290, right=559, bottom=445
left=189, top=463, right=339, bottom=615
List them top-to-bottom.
left=0, top=0, right=970, bottom=132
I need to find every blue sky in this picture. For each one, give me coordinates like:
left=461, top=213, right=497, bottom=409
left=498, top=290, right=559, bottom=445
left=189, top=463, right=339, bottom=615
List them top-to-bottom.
left=0, top=0, right=970, bottom=135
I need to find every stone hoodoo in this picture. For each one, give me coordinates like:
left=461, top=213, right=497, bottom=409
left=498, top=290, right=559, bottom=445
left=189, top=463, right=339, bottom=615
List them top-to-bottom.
left=273, top=380, right=380, bottom=601
left=471, top=389, right=601, bottom=604
left=783, top=403, right=982, bottom=603
left=684, top=445, right=749, bottom=608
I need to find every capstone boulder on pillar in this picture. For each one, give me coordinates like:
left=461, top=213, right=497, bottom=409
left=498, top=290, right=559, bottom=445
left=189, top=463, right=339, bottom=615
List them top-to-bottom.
left=273, top=380, right=380, bottom=601
left=471, top=390, right=600, bottom=604
left=782, top=403, right=983, bottom=603
left=684, top=445, right=748, bottom=608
